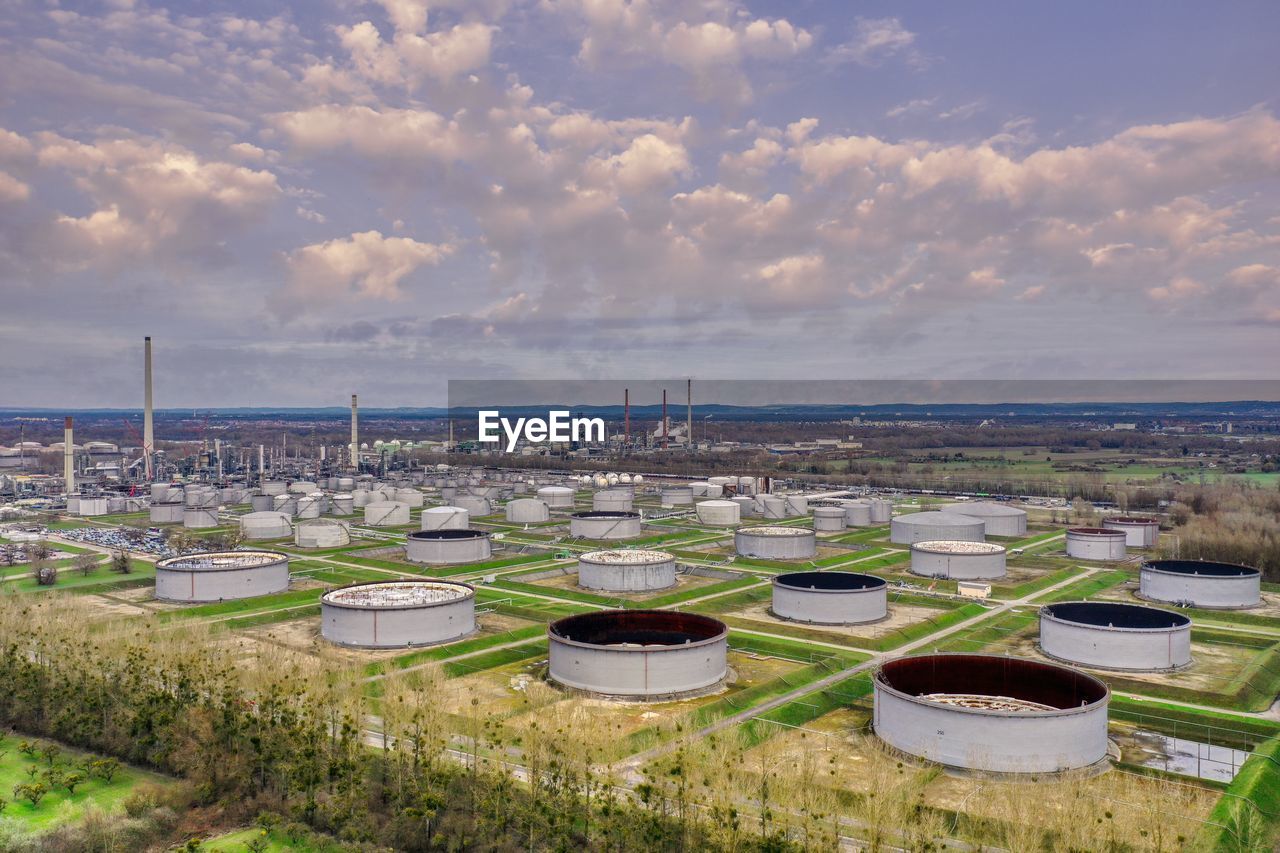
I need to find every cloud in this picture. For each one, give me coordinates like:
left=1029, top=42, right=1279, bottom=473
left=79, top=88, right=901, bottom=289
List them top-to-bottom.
left=827, top=17, right=920, bottom=68
left=886, top=98, right=936, bottom=119
left=285, top=230, right=453, bottom=303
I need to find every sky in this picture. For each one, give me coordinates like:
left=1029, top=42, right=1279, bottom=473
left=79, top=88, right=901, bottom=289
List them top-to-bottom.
left=0, top=0, right=1278, bottom=407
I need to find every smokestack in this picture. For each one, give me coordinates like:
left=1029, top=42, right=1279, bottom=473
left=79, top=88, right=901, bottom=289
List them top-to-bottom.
left=143, top=336, right=154, bottom=481
left=687, top=378, right=692, bottom=454
left=624, top=388, right=630, bottom=453
left=662, top=389, right=668, bottom=450
left=350, top=394, right=359, bottom=472
left=63, top=416, right=75, bottom=496
left=215, top=438, right=222, bottom=481
left=258, top=444, right=265, bottom=482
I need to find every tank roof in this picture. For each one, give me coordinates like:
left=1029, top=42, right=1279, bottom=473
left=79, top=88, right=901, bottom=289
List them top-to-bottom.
left=571, top=510, right=641, bottom=519
left=896, top=511, right=983, bottom=525
left=1105, top=516, right=1159, bottom=524
left=738, top=526, right=813, bottom=536
left=1068, top=527, right=1125, bottom=535
left=408, top=529, right=487, bottom=540
left=911, top=540, right=1005, bottom=555
left=580, top=549, right=674, bottom=564
left=158, top=550, right=286, bottom=571
left=1143, top=559, right=1260, bottom=578
left=775, top=571, right=886, bottom=591
left=323, top=580, right=473, bottom=608
left=1043, top=601, right=1190, bottom=629
left=549, top=610, right=726, bottom=648
left=877, top=653, right=1108, bottom=712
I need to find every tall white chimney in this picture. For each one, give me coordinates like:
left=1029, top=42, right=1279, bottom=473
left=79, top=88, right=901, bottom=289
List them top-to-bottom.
left=143, top=336, right=154, bottom=481
left=350, top=394, right=359, bottom=471
left=64, top=416, right=75, bottom=496
left=258, top=444, right=265, bottom=481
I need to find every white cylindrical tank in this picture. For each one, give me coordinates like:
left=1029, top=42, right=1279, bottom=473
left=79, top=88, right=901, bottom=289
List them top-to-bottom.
left=337, top=477, right=355, bottom=492
left=261, top=481, right=287, bottom=496
left=288, top=481, right=317, bottom=495
left=150, top=483, right=172, bottom=503
left=537, top=486, right=576, bottom=508
left=660, top=486, right=694, bottom=505
left=352, top=489, right=373, bottom=508
left=396, top=489, right=425, bottom=508
left=593, top=489, right=634, bottom=511
left=249, top=493, right=272, bottom=512
left=295, top=493, right=323, bottom=519
left=272, top=494, right=298, bottom=517
left=330, top=494, right=354, bottom=516
left=453, top=495, right=492, bottom=516
left=783, top=495, right=808, bottom=517
left=731, top=496, right=757, bottom=517
left=758, top=496, right=787, bottom=519
left=77, top=497, right=109, bottom=516
left=506, top=498, right=550, bottom=523
left=869, top=498, right=893, bottom=523
left=696, top=500, right=741, bottom=526
left=150, top=501, right=184, bottom=524
left=364, top=501, right=410, bottom=527
left=845, top=501, right=873, bottom=527
left=942, top=502, right=1028, bottom=537
left=183, top=506, right=219, bottom=529
left=421, top=506, right=470, bottom=531
left=813, top=506, right=848, bottom=531
left=240, top=511, right=293, bottom=540
left=570, top=511, right=642, bottom=540
left=891, top=511, right=985, bottom=545
left=1102, top=517, right=1161, bottom=549
left=294, top=518, right=351, bottom=548
left=735, top=526, right=818, bottom=559
left=1065, top=528, right=1128, bottom=561
left=405, top=529, right=492, bottom=564
left=910, top=540, right=1008, bottom=579
left=578, top=549, right=677, bottom=592
left=155, top=550, right=290, bottom=603
left=1139, top=560, right=1262, bottom=609
left=772, top=572, right=888, bottom=624
left=322, top=581, right=476, bottom=648
left=1039, top=601, right=1192, bottom=671
left=548, top=611, right=729, bottom=699
left=873, top=653, right=1111, bottom=774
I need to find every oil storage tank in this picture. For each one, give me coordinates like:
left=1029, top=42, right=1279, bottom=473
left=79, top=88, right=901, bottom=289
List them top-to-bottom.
left=661, top=485, right=694, bottom=506
left=537, top=486, right=575, bottom=508
left=593, top=489, right=634, bottom=511
left=453, top=495, right=492, bottom=516
left=506, top=498, right=550, bottom=523
left=869, top=498, right=893, bottom=524
left=696, top=499, right=741, bottom=526
left=150, top=501, right=184, bottom=524
left=364, top=501, right=410, bottom=527
left=844, top=501, right=873, bottom=527
left=943, top=502, right=1027, bottom=537
left=421, top=506, right=470, bottom=531
left=812, top=506, right=848, bottom=531
left=240, top=511, right=293, bottom=540
left=570, top=511, right=642, bottom=540
left=891, top=511, right=984, bottom=545
left=1103, top=517, right=1160, bottom=549
left=294, top=518, right=351, bottom=549
left=735, top=526, right=817, bottom=560
left=1065, top=528, right=1128, bottom=561
left=405, top=529, right=492, bottom=564
left=910, top=540, right=1007, bottom=580
left=578, top=549, right=677, bottom=592
left=155, top=550, right=290, bottom=602
left=1140, top=559, right=1262, bottom=609
left=772, top=572, right=887, bottom=624
left=321, top=581, right=475, bottom=648
left=1039, top=601, right=1191, bottom=671
left=547, top=610, right=728, bottom=699
left=873, top=653, right=1110, bottom=774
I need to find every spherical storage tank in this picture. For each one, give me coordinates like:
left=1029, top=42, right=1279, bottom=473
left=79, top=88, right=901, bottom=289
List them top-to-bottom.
left=537, top=486, right=576, bottom=508
left=593, top=489, right=634, bottom=511
left=506, top=498, right=550, bottom=523
left=696, top=499, right=740, bottom=526
left=364, top=501, right=411, bottom=527
left=943, top=502, right=1027, bottom=537
left=421, top=506, right=470, bottom=531
left=812, top=506, right=848, bottom=531
left=240, top=511, right=293, bottom=540
left=570, top=511, right=642, bottom=540
left=891, top=511, right=984, bottom=545
left=1103, top=517, right=1160, bottom=549
left=294, top=518, right=351, bottom=549
left=735, top=526, right=817, bottom=560
left=1066, top=528, right=1128, bottom=561
left=405, top=529, right=492, bottom=565
left=910, top=540, right=1007, bottom=579
left=578, top=549, right=677, bottom=592
left=155, top=550, right=290, bottom=603
left=1140, top=559, right=1262, bottom=609
left=772, top=572, right=887, bottom=625
left=322, top=581, right=475, bottom=648
left=1040, top=601, right=1191, bottom=671
left=548, top=610, right=728, bottom=699
left=873, top=653, right=1110, bottom=774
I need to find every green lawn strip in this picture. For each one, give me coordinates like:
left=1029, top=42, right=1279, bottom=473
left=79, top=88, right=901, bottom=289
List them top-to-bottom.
left=827, top=527, right=892, bottom=544
left=1006, top=529, right=1068, bottom=549
left=274, top=541, right=390, bottom=557
left=810, top=547, right=887, bottom=567
left=853, top=551, right=912, bottom=571
left=423, top=554, right=561, bottom=577
left=331, top=555, right=419, bottom=571
left=7, top=560, right=155, bottom=593
left=291, top=566, right=387, bottom=585
left=988, top=566, right=1082, bottom=600
left=1030, top=569, right=1131, bottom=603
left=633, top=576, right=760, bottom=608
left=488, top=579, right=620, bottom=607
left=154, top=588, right=323, bottom=622
left=473, top=588, right=595, bottom=621
left=218, top=603, right=322, bottom=630
left=1177, top=606, right=1280, bottom=630
left=929, top=609, right=1037, bottom=653
left=363, top=625, right=548, bottom=677
left=727, top=631, right=867, bottom=667
left=441, top=640, right=548, bottom=677
left=1102, top=640, right=1280, bottom=712
left=738, top=672, right=875, bottom=748
left=1109, top=697, right=1280, bottom=748
left=0, top=734, right=170, bottom=829
left=1195, top=736, right=1280, bottom=851
left=200, top=826, right=347, bottom=852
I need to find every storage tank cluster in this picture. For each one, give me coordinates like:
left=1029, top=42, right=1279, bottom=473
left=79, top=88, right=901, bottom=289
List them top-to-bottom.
left=942, top=502, right=1028, bottom=537
left=570, top=511, right=642, bottom=540
left=890, top=511, right=985, bottom=545
left=1102, top=517, right=1160, bottom=549
left=735, top=525, right=817, bottom=560
left=1065, top=527, right=1128, bottom=561
left=405, top=529, right=492, bottom=565
left=910, top=540, right=1007, bottom=580
left=577, top=549, right=677, bottom=592
left=155, top=550, right=290, bottom=603
left=1139, top=559, right=1262, bottom=609
left=772, top=572, right=888, bottom=624
left=321, top=581, right=476, bottom=648
left=1039, top=601, right=1192, bottom=671
left=547, top=610, right=729, bottom=699
left=873, top=653, right=1111, bottom=773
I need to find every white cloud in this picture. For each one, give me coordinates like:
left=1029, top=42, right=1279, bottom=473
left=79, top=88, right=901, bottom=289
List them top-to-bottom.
left=827, top=17, right=919, bottom=68
left=285, top=230, right=453, bottom=302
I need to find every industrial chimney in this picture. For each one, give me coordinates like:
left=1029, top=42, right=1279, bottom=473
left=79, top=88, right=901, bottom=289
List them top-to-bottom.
left=143, top=336, right=154, bottom=481
left=687, top=378, right=692, bottom=454
left=350, top=394, right=359, bottom=472
left=63, top=416, right=75, bottom=496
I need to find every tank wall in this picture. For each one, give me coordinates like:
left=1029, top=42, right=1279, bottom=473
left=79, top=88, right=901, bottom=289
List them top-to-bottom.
left=593, top=491, right=634, bottom=511
left=506, top=499, right=550, bottom=523
left=150, top=502, right=184, bottom=523
left=696, top=502, right=740, bottom=526
left=845, top=503, right=873, bottom=527
left=422, top=508, right=469, bottom=530
left=813, top=509, right=847, bottom=531
left=958, top=513, right=1026, bottom=537
left=570, top=515, right=642, bottom=539
left=891, top=518, right=984, bottom=545
left=1105, top=521, right=1159, bottom=548
left=735, top=530, right=817, bottom=559
left=1066, top=533, right=1127, bottom=561
left=405, top=536, right=492, bottom=565
left=910, top=549, right=1007, bottom=579
left=579, top=559, right=677, bottom=592
left=156, top=562, right=290, bottom=603
left=1140, top=569, right=1261, bottom=609
left=772, top=585, right=887, bottom=624
left=322, top=598, right=475, bottom=647
left=1040, top=615, right=1191, bottom=670
left=548, top=637, right=727, bottom=697
left=873, top=686, right=1109, bottom=773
